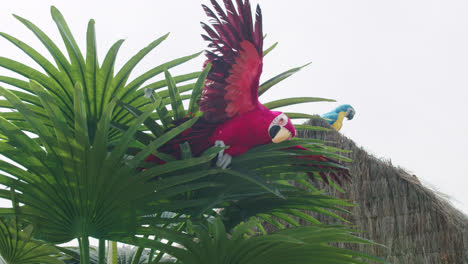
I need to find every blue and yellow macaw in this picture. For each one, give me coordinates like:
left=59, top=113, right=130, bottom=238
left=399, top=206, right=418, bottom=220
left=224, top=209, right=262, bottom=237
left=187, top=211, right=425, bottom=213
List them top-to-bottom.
left=321, top=104, right=355, bottom=131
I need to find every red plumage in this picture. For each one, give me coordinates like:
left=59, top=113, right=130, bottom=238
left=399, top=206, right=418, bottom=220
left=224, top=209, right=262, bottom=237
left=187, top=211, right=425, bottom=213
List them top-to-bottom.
left=145, top=0, right=350, bottom=184
left=199, top=0, right=263, bottom=123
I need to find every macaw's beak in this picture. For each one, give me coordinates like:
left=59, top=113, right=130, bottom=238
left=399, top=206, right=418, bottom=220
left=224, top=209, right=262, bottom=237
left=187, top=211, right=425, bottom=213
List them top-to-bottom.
left=346, top=108, right=355, bottom=120
left=270, top=125, right=291, bottom=143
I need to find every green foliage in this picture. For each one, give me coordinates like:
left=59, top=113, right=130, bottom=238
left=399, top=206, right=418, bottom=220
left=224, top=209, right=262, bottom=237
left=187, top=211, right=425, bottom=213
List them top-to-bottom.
left=0, top=6, right=386, bottom=264
left=0, top=7, right=201, bottom=142
left=262, top=42, right=278, bottom=57
left=258, top=62, right=312, bottom=96
left=0, top=81, right=220, bottom=245
left=263, top=97, right=335, bottom=110
left=0, top=215, right=64, bottom=264
left=135, top=217, right=387, bottom=264
left=60, top=244, right=170, bottom=264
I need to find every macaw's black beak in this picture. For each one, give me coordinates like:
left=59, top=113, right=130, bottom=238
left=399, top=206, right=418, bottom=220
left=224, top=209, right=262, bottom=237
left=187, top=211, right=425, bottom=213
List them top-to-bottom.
left=346, top=109, right=355, bottom=120
left=269, top=125, right=291, bottom=143
left=269, top=125, right=280, bottom=138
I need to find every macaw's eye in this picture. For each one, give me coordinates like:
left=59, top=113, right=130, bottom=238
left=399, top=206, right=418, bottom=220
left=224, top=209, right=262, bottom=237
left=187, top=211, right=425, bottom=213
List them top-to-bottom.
left=347, top=108, right=355, bottom=120
left=273, top=113, right=288, bottom=127
left=269, top=125, right=281, bottom=139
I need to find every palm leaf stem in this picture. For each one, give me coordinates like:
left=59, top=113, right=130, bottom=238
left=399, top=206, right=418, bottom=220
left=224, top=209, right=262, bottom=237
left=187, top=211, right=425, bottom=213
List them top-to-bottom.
left=79, top=236, right=90, bottom=264
left=98, top=239, right=105, bottom=264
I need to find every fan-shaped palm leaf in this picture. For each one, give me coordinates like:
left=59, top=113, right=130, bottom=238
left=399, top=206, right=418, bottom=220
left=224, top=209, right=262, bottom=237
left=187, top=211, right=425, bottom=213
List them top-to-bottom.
left=0, top=6, right=201, bottom=143
left=0, top=81, right=231, bottom=264
left=0, top=215, right=64, bottom=264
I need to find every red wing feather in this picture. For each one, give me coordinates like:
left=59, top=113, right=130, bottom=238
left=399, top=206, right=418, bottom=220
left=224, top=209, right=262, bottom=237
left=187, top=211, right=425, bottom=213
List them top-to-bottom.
left=199, top=0, right=263, bottom=123
left=224, top=41, right=261, bottom=117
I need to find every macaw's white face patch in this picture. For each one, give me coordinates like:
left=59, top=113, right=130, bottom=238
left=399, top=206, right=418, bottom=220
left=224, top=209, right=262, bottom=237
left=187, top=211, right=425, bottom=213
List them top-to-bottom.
left=268, top=113, right=291, bottom=143
left=270, top=113, right=288, bottom=128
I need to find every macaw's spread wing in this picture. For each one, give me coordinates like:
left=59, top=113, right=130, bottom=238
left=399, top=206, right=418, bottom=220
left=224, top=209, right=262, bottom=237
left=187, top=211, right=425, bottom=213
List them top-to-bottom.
left=199, top=0, right=263, bottom=123
left=224, top=41, right=262, bottom=117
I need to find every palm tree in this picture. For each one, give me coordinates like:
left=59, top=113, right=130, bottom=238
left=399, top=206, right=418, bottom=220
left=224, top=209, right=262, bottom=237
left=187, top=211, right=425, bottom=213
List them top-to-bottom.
left=0, top=6, right=387, bottom=264
left=0, top=6, right=214, bottom=263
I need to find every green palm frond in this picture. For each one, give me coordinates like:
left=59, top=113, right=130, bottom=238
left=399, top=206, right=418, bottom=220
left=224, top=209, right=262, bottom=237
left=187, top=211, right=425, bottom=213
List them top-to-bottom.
left=0, top=6, right=201, bottom=143
left=258, top=62, right=311, bottom=97
left=0, top=81, right=222, bottom=246
left=174, top=139, right=352, bottom=230
left=0, top=215, right=64, bottom=264
left=126, top=217, right=388, bottom=264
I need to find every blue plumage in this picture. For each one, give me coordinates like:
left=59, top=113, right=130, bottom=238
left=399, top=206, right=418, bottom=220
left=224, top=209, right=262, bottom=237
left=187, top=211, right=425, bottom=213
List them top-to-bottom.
left=321, top=104, right=355, bottom=131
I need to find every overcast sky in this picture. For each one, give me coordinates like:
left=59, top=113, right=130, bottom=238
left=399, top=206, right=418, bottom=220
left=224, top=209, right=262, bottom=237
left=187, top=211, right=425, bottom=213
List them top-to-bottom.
left=0, top=0, right=467, bottom=217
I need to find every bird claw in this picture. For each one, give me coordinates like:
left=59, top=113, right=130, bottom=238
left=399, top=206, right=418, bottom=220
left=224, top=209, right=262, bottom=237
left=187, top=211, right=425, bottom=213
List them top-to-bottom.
left=215, top=140, right=231, bottom=169
left=217, top=153, right=232, bottom=169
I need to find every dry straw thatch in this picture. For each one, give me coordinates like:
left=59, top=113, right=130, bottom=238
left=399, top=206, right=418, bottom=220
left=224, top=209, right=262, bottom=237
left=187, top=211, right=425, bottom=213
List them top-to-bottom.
left=284, top=117, right=468, bottom=264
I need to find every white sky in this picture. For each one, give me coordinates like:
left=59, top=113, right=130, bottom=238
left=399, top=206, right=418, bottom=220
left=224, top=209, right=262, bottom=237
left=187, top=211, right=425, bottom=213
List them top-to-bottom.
left=0, top=0, right=467, bottom=220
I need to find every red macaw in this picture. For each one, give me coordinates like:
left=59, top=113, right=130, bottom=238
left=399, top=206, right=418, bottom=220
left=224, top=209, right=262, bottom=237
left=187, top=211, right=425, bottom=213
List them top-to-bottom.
left=146, top=0, right=349, bottom=184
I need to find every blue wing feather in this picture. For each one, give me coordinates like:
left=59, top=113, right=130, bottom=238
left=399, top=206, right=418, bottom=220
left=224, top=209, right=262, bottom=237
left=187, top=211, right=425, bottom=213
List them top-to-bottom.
left=321, top=111, right=338, bottom=125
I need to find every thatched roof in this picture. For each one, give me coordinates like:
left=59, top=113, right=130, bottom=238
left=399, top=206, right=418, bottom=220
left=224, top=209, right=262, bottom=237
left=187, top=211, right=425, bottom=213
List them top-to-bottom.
left=297, top=117, right=468, bottom=264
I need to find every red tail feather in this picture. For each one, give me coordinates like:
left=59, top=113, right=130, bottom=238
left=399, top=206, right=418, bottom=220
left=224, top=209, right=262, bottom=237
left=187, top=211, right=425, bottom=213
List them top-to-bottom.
left=145, top=118, right=218, bottom=163
left=286, top=145, right=351, bottom=185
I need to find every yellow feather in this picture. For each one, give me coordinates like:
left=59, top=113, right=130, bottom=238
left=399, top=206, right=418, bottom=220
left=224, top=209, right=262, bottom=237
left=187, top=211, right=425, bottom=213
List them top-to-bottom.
left=331, top=111, right=347, bottom=131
